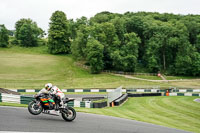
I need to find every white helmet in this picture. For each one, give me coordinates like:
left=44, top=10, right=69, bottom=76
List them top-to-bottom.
left=45, top=83, right=52, bottom=91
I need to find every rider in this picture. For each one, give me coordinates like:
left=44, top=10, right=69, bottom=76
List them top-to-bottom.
left=38, top=83, right=65, bottom=108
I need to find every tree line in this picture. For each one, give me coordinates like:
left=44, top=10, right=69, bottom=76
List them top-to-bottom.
left=0, top=11, right=200, bottom=75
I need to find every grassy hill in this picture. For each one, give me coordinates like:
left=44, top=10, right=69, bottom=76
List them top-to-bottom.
left=0, top=46, right=199, bottom=89
left=0, top=46, right=168, bottom=89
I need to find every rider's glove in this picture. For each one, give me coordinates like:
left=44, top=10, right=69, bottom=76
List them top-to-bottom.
left=34, top=94, right=38, bottom=98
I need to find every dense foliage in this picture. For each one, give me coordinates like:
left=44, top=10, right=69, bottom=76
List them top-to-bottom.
left=48, top=11, right=70, bottom=54
left=70, top=12, right=200, bottom=75
left=15, top=18, right=43, bottom=47
left=0, top=24, right=9, bottom=47
left=86, top=38, right=104, bottom=73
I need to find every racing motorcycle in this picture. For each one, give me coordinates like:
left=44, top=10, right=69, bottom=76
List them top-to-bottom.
left=28, top=93, right=76, bottom=121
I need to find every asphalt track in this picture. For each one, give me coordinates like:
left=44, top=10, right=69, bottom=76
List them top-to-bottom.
left=0, top=106, right=190, bottom=133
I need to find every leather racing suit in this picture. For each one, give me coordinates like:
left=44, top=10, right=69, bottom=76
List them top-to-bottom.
left=38, top=86, right=65, bottom=108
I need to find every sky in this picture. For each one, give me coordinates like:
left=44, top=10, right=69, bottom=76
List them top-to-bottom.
left=0, top=0, right=199, bottom=32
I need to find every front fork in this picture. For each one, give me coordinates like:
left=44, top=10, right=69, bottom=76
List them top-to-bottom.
left=33, top=100, right=41, bottom=110
left=33, top=100, right=41, bottom=106
left=36, top=101, right=41, bottom=106
left=60, top=106, right=69, bottom=114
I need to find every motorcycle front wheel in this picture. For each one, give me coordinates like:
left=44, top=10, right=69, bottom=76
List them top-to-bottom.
left=28, top=101, right=43, bottom=115
left=61, top=107, right=76, bottom=121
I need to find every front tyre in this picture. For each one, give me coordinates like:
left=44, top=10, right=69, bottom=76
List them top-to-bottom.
left=28, top=101, right=43, bottom=115
left=61, top=107, right=76, bottom=121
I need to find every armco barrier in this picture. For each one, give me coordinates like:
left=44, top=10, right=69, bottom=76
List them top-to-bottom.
left=8, top=89, right=200, bottom=93
left=10, top=89, right=127, bottom=93
left=127, top=89, right=160, bottom=93
left=172, top=89, right=200, bottom=93
left=0, top=93, right=93, bottom=108
left=0, top=93, right=2, bottom=102
left=1, top=93, right=21, bottom=104
left=114, top=93, right=128, bottom=106
left=128, top=93, right=162, bottom=97
left=168, top=93, right=200, bottom=97
left=0, top=94, right=33, bottom=104
left=20, top=96, right=34, bottom=104
left=82, top=97, right=105, bottom=101
left=67, top=101, right=93, bottom=108
left=93, top=101, right=107, bottom=108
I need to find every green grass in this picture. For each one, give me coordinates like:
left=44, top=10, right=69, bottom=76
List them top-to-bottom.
left=2, top=45, right=48, bottom=54
left=0, top=46, right=169, bottom=89
left=165, top=76, right=200, bottom=80
left=76, top=96, right=200, bottom=133
left=0, top=102, right=27, bottom=107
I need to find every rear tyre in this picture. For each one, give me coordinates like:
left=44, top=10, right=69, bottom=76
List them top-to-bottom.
left=28, top=101, right=43, bottom=115
left=61, top=107, right=76, bottom=121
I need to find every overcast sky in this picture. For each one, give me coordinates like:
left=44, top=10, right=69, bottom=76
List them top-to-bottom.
left=0, top=0, right=199, bottom=31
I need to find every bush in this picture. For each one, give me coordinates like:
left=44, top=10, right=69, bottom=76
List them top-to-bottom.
left=0, top=24, right=9, bottom=47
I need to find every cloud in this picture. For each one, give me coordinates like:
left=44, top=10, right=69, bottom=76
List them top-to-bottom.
left=0, top=0, right=199, bottom=31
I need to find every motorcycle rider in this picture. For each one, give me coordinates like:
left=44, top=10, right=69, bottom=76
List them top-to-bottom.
left=37, top=83, right=65, bottom=108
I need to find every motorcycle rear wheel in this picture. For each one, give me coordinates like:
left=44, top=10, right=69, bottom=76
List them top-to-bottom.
left=28, top=101, right=43, bottom=115
left=61, top=107, right=76, bottom=121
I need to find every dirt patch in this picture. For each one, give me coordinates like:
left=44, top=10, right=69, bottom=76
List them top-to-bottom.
left=0, top=88, right=20, bottom=95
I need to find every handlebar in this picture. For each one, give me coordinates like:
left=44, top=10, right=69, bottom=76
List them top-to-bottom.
left=34, top=93, right=56, bottom=98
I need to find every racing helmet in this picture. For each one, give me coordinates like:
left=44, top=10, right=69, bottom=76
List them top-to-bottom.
left=45, top=83, right=52, bottom=91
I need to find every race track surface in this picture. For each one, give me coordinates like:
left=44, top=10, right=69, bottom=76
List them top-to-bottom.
left=0, top=106, right=190, bottom=133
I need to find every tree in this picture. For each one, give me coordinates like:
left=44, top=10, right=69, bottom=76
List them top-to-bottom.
left=48, top=11, right=70, bottom=54
left=90, top=11, right=115, bottom=24
left=76, top=16, right=89, bottom=27
left=125, top=16, right=146, bottom=63
left=180, top=16, right=200, bottom=45
left=68, top=17, right=89, bottom=40
left=111, top=17, right=126, bottom=44
left=15, top=18, right=43, bottom=47
left=15, top=18, right=32, bottom=42
left=68, top=19, right=77, bottom=40
left=143, top=20, right=188, bottom=73
left=172, top=21, right=197, bottom=75
left=18, top=23, right=42, bottom=47
left=90, top=23, right=120, bottom=69
left=0, top=24, right=9, bottom=47
left=71, top=25, right=90, bottom=59
left=111, top=32, right=140, bottom=72
left=123, top=33, right=140, bottom=71
left=196, top=34, right=200, bottom=52
left=86, top=38, right=104, bottom=74
left=175, top=42, right=200, bottom=76
left=190, top=52, right=200, bottom=76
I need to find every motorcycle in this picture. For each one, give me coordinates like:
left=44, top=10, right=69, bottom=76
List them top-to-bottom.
left=28, top=93, right=76, bottom=121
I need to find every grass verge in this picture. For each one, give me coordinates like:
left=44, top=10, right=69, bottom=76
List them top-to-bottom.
left=76, top=96, right=200, bottom=132
left=0, top=102, right=27, bottom=107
